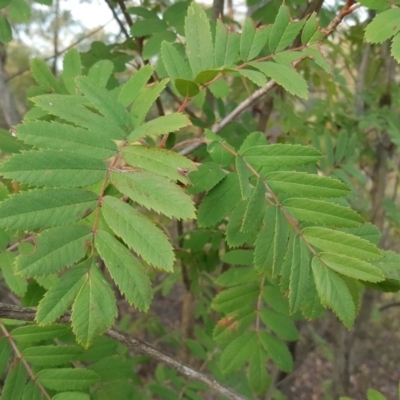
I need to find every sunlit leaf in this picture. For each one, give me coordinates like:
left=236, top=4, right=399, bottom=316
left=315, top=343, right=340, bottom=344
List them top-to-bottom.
left=185, top=2, right=214, bottom=76
left=197, top=173, right=241, bottom=227
left=102, top=196, right=174, bottom=271
left=16, top=226, right=92, bottom=277
left=95, top=230, right=152, bottom=311
left=312, top=257, right=355, bottom=328
left=71, top=265, right=117, bottom=347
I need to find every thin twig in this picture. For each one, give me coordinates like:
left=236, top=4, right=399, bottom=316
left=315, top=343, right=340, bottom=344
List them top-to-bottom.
left=103, top=0, right=130, bottom=39
left=179, top=0, right=359, bottom=157
left=6, top=20, right=114, bottom=83
left=179, top=79, right=277, bottom=156
left=380, top=301, right=400, bottom=312
left=0, top=303, right=248, bottom=400
left=0, top=320, right=52, bottom=400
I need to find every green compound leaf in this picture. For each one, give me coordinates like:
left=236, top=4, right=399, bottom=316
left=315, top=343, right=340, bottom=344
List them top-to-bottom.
left=0, top=0, right=12, bottom=9
left=9, top=0, right=30, bottom=22
left=33, top=0, right=53, bottom=5
left=357, top=0, right=389, bottom=10
left=164, top=1, right=189, bottom=35
left=184, top=2, right=214, bottom=77
left=268, top=4, right=290, bottom=52
left=269, top=6, right=305, bottom=52
left=365, top=9, right=400, bottom=44
left=301, top=12, right=320, bottom=45
left=0, top=15, right=12, bottom=43
left=130, top=17, right=168, bottom=37
left=240, top=18, right=256, bottom=61
left=214, top=20, right=240, bottom=68
left=248, top=26, right=271, bottom=61
left=144, top=32, right=177, bottom=61
left=391, top=33, right=400, bottom=63
left=161, top=41, right=192, bottom=81
left=303, top=46, right=331, bottom=74
left=62, top=48, right=82, bottom=95
left=273, top=50, right=304, bottom=66
left=30, top=58, right=63, bottom=93
left=87, top=60, right=114, bottom=89
left=250, top=61, right=308, bottom=98
left=118, top=65, right=154, bottom=107
left=194, top=69, right=222, bottom=85
left=238, top=69, right=267, bottom=88
left=75, top=76, right=133, bottom=134
left=130, top=78, right=168, bottom=126
left=174, top=78, right=200, bottom=98
left=32, top=94, right=127, bottom=141
left=128, top=113, right=190, bottom=142
left=16, top=121, right=117, bottom=160
left=0, top=128, right=27, bottom=153
left=238, top=130, right=268, bottom=152
left=208, top=141, right=235, bottom=166
left=241, top=144, right=321, bottom=168
left=121, top=145, right=196, bottom=184
left=1, top=150, right=107, bottom=187
left=235, top=156, right=252, bottom=199
left=187, top=162, right=225, bottom=194
left=110, top=170, right=195, bottom=220
left=264, top=171, right=350, bottom=197
left=197, top=173, right=241, bottom=228
left=240, top=179, right=266, bottom=232
left=0, top=188, right=97, bottom=231
left=101, top=196, right=174, bottom=271
left=282, top=198, right=364, bottom=227
left=226, top=200, right=254, bottom=248
left=254, top=206, right=289, bottom=276
left=15, top=226, right=92, bottom=277
left=303, top=227, right=382, bottom=260
left=95, top=230, right=153, bottom=311
left=287, top=235, right=310, bottom=313
left=222, top=249, right=253, bottom=265
left=0, top=251, right=27, bottom=297
left=320, top=253, right=384, bottom=283
left=312, top=257, right=355, bottom=328
left=36, top=260, right=90, bottom=325
left=71, top=265, right=118, bottom=348
left=215, top=266, right=258, bottom=287
left=301, top=278, right=324, bottom=320
left=212, top=284, right=259, bottom=313
left=263, top=284, right=289, bottom=315
left=260, top=309, right=298, bottom=341
left=11, top=324, right=68, bottom=342
left=219, top=331, right=257, bottom=373
left=259, top=331, right=293, bottom=372
left=247, top=340, right=269, bottom=394
left=22, top=345, right=82, bottom=367
left=0, top=360, right=26, bottom=400
left=37, top=368, right=100, bottom=391
left=22, top=380, right=42, bottom=399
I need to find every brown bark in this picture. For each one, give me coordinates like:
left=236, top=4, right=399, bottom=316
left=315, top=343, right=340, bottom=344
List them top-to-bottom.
left=52, top=0, right=60, bottom=75
left=212, top=0, right=224, bottom=20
